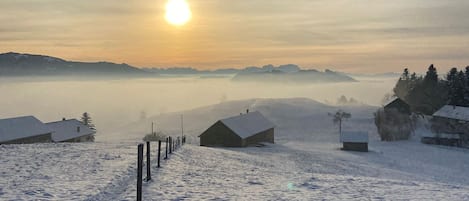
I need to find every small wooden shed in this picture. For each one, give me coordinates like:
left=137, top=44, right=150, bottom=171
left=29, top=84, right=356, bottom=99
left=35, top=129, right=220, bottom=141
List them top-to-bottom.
left=384, top=97, right=411, bottom=115
left=199, top=111, right=275, bottom=147
left=0, top=116, right=53, bottom=144
left=46, top=119, right=96, bottom=142
left=340, top=131, right=369, bottom=152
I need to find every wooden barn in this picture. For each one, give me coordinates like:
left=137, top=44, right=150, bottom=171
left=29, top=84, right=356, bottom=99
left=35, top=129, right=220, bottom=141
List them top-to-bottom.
left=384, top=97, right=411, bottom=115
left=428, top=105, right=469, bottom=147
left=199, top=111, right=275, bottom=147
left=0, top=116, right=53, bottom=144
left=46, top=119, right=96, bottom=142
left=340, top=131, right=369, bottom=152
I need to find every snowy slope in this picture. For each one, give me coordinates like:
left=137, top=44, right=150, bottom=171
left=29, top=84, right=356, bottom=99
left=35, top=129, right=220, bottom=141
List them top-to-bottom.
left=2, top=98, right=469, bottom=200
left=0, top=142, right=137, bottom=200
left=137, top=143, right=469, bottom=200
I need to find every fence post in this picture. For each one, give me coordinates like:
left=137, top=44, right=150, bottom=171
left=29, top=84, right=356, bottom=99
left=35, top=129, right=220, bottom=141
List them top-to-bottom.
left=164, top=137, right=168, bottom=159
left=169, top=137, right=172, bottom=154
left=157, top=140, right=161, bottom=168
left=146, top=141, right=151, bottom=181
left=137, top=143, right=143, bottom=201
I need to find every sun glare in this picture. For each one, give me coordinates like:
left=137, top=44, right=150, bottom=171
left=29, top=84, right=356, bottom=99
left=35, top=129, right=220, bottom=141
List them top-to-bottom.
left=165, top=0, right=191, bottom=26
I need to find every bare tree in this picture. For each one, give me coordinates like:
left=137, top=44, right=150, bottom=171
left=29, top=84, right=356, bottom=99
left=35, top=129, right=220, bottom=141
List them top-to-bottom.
left=329, top=110, right=351, bottom=136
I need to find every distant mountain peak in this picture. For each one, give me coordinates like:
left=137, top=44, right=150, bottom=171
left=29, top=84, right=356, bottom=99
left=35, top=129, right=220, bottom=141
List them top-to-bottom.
left=0, top=52, right=147, bottom=76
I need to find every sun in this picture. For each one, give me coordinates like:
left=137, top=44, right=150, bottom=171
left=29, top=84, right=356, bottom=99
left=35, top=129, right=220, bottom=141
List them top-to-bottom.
left=165, top=0, right=192, bottom=26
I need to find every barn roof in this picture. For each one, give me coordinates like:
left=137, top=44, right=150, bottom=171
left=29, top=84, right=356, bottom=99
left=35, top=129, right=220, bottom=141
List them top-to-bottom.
left=383, top=97, right=409, bottom=108
left=383, top=97, right=399, bottom=107
left=433, top=105, right=469, bottom=121
left=219, top=111, right=275, bottom=139
left=0, top=116, right=53, bottom=143
left=46, top=119, right=95, bottom=142
left=340, top=131, right=369, bottom=143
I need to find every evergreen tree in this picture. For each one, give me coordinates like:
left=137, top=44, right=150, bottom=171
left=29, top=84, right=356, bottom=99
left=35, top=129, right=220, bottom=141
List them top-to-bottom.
left=423, top=64, right=438, bottom=85
left=405, top=65, right=447, bottom=114
left=464, top=66, right=469, bottom=106
left=465, top=66, right=469, bottom=82
left=446, top=67, right=458, bottom=84
left=447, top=67, right=458, bottom=105
left=394, top=68, right=412, bottom=100
left=401, top=68, right=410, bottom=80
left=452, top=71, right=467, bottom=106
left=410, top=72, right=418, bottom=81
left=81, top=112, right=96, bottom=130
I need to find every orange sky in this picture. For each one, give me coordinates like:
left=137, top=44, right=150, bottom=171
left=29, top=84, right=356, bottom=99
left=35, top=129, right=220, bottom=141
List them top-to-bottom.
left=1, top=0, right=469, bottom=73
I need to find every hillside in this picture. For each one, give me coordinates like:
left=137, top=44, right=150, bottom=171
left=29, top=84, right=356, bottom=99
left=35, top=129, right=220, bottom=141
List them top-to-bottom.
left=0, top=52, right=148, bottom=76
left=2, top=98, right=469, bottom=200
left=124, top=98, right=378, bottom=142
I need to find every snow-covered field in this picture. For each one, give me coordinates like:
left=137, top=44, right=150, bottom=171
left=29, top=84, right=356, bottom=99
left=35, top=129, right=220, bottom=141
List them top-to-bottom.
left=2, top=98, right=469, bottom=200
left=0, top=142, right=137, bottom=200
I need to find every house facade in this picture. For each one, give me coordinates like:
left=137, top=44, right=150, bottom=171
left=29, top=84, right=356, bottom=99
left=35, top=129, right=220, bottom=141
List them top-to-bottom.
left=199, top=111, right=275, bottom=147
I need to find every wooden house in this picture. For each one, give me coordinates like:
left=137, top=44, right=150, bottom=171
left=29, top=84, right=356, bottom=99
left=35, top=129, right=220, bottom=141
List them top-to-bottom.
left=383, top=97, right=411, bottom=115
left=428, top=105, right=469, bottom=147
left=199, top=111, right=275, bottom=147
left=0, top=116, right=53, bottom=144
left=46, top=119, right=95, bottom=142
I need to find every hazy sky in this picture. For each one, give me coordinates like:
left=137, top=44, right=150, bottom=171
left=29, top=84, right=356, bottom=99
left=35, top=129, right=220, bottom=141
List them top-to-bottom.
left=1, top=0, right=469, bottom=73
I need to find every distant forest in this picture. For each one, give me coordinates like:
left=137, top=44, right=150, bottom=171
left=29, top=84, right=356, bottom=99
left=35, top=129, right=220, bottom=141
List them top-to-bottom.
left=394, top=64, right=469, bottom=115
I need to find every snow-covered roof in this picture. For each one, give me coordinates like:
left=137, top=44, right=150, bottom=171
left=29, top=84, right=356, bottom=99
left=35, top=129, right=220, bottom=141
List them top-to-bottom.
left=383, top=97, right=399, bottom=107
left=433, top=105, right=469, bottom=121
left=220, top=111, right=275, bottom=139
left=0, top=116, right=53, bottom=143
left=46, top=119, right=95, bottom=142
left=340, top=131, right=369, bottom=143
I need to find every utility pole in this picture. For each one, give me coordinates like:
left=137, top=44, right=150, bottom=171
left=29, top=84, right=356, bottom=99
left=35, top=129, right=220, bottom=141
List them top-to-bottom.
left=151, top=121, right=154, bottom=135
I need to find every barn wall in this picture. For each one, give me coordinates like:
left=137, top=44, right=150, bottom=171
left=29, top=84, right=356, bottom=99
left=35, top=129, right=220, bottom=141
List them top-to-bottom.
left=431, top=117, right=469, bottom=134
left=199, top=121, right=242, bottom=147
left=244, top=128, right=274, bottom=146
left=0, top=133, right=52, bottom=144
left=343, top=142, right=368, bottom=152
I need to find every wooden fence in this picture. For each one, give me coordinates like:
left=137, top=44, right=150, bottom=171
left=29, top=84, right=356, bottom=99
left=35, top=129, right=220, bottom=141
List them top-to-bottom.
left=136, top=136, right=187, bottom=201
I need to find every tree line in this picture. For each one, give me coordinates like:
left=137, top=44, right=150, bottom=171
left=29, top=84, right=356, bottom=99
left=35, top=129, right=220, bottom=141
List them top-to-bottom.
left=394, top=64, right=469, bottom=115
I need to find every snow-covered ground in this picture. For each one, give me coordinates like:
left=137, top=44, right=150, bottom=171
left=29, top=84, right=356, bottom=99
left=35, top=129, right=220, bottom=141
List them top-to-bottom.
left=2, top=98, right=469, bottom=200
left=0, top=142, right=137, bottom=200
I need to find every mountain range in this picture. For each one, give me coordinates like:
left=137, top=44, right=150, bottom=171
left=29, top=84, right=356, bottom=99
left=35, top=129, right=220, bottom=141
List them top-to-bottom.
left=0, top=52, right=147, bottom=76
left=0, top=52, right=357, bottom=83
